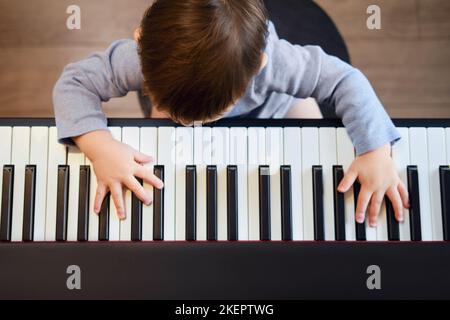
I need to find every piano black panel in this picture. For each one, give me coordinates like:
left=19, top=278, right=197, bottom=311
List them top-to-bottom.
left=1, top=118, right=450, bottom=128
left=0, top=243, right=449, bottom=300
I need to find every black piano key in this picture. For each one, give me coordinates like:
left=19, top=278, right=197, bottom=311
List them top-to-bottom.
left=0, top=165, right=14, bottom=242
left=22, top=165, right=36, bottom=242
left=56, top=165, right=70, bottom=242
left=77, top=165, right=90, bottom=242
left=153, top=166, right=164, bottom=241
left=186, top=166, right=197, bottom=241
left=207, top=166, right=218, bottom=241
left=227, top=166, right=238, bottom=241
left=259, top=166, right=271, bottom=241
left=280, top=166, right=292, bottom=241
left=312, top=166, right=325, bottom=241
left=333, top=166, right=346, bottom=241
left=407, top=166, right=422, bottom=241
left=440, top=166, right=450, bottom=241
left=131, top=178, right=143, bottom=241
left=353, top=181, right=366, bottom=241
left=99, top=193, right=110, bottom=241
left=386, top=197, right=400, bottom=241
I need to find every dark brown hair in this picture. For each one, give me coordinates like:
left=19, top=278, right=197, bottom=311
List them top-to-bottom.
left=138, top=0, right=268, bottom=124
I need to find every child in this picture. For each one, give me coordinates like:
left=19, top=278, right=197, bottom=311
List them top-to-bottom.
left=53, top=0, right=409, bottom=227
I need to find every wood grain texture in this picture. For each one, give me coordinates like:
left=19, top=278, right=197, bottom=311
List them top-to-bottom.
left=0, top=0, right=448, bottom=118
left=0, top=0, right=151, bottom=46
left=315, top=0, right=420, bottom=40
left=316, top=0, right=450, bottom=117
left=418, top=0, right=450, bottom=39
left=0, top=46, right=142, bottom=117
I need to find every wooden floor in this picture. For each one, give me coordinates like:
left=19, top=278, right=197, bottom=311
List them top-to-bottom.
left=0, top=0, right=449, bottom=118
left=317, top=0, right=450, bottom=118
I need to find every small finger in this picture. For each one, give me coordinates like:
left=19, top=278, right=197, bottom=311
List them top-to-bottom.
left=134, top=150, right=154, bottom=164
left=134, top=165, right=164, bottom=189
left=338, top=170, right=358, bottom=193
left=125, top=177, right=152, bottom=205
left=398, top=181, right=410, bottom=208
left=94, top=183, right=108, bottom=214
left=110, top=183, right=126, bottom=220
left=356, top=187, right=372, bottom=224
left=387, top=187, right=404, bottom=223
left=368, top=192, right=384, bottom=227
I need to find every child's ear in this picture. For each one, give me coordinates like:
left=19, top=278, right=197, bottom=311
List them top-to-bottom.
left=134, top=28, right=142, bottom=42
left=260, top=53, right=268, bottom=71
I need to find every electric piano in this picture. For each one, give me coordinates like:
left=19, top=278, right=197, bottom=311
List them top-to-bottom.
left=0, top=118, right=449, bottom=299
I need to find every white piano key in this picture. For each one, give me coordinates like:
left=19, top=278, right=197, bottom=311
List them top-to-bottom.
left=194, top=126, right=212, bottom=241
left=0, top=127, right=12, bottom=235
left=0, top=127, right=12, bottom=164
left=11, top=127, right=31, bottom=241
left=29, top=127, right=49, bottom=242
left=45, top=127, right=67, bottom=241
left=108, top=127, right=122, bottom=241
left=121, top=127, right=140, bottom=241
left=140, top=127, right=158, bottom=241
left=158, top=127, right=176, bottom=240
left=175, top=127, right=193, bottom=241
left=212, top=127, right=230, bottom=241
left=230, top=128, right=248, bottom=240
left=248, top=128, right=265, bottom=240
left=266, top=128, right=283, bottom=241
left=283, top=128, right=303, bottom=240
left=301, top=128, right=319, bottom=241
left=319, top=128, right=337, bottom=241
left=336, top=128, right=356, bottom=241
left=392, top=128, right=411, bottom=241
left=409, top=128, right=432, bottom=241
left=427, top=128, right=446, bottom=241
left=447, top=128, right=450, bottom=163
left=66, top=146, right=85, bottom=241
left=377, top=146, right=392, bottom=242
left=86, top=157, right=98, bottom=241
left=376, top=201, right=388, bottom=241
left=366, top=225, right=377, bottom=241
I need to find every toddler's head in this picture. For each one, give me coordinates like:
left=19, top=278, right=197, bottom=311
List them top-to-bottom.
left=137, top=0, right=268, bottom=125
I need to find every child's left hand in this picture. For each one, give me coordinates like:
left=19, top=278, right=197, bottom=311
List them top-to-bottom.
left=337, top=143, right=410, bottom=227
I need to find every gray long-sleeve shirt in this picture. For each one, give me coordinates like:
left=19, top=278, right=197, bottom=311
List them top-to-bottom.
left=53, top=22, right=400, bottom=155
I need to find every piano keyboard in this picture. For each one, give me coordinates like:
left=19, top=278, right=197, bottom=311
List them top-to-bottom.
left=1, top=118, right=450, bottom=300
left=0, top=119, right=449, bottom=243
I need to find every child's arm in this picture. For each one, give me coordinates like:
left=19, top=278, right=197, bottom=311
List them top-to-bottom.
left=260, top=36, right=408, bottom=226
left=53, top=39, right=142, bottom=145
left=53, top=40, right=163, bottom=218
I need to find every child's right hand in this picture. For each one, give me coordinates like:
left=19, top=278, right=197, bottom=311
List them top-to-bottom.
left=74, top=130, right=164, bottom=219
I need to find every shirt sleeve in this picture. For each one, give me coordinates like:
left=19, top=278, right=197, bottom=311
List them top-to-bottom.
left=258, top=35, right=401, bottom=155
left=52, top=39, right=143, bottom=145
